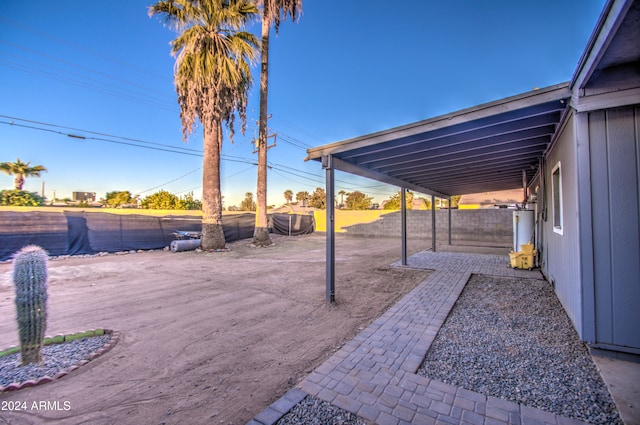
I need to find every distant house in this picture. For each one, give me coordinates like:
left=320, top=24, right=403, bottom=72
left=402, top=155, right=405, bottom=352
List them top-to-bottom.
left=307, top=0, right=640, bottom=354
left=458, top=189, right=523, bottom=209
left=72, top=192, right=96, bottom=202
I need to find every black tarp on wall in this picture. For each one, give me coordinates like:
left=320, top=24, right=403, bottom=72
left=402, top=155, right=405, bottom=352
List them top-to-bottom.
left=0, top=211, right=314, bottom=260
left=0, top=211, right=67, bottom=260
left=65, top=211, right=93, bottom=255
left=271, top=213, right=314, bottom=236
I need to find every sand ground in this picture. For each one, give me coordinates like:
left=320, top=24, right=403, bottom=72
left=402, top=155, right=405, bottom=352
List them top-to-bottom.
left=0, top=234, right=430, bottom=425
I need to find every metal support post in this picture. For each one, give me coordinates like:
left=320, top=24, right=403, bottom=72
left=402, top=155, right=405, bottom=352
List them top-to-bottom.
left=323, top=155, right=335, bottom=304
left=401, top=187, right=407, bottom=265
left=432, top=194, right=436, bottom=252
left=448, top=197, right=452, bottom=245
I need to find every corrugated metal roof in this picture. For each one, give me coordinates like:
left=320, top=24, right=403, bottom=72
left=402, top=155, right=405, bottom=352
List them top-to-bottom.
left=307, top=83, right=571, bottom=198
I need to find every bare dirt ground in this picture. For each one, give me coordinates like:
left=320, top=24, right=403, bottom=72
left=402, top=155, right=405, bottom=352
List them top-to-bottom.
left=0, top=234, right=430, bottom=425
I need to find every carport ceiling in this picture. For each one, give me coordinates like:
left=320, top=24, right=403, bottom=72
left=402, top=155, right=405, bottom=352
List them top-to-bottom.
left=306, top=83, right=571, bottom=198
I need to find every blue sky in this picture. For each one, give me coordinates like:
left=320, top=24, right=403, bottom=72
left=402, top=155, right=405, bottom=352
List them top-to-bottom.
left=0, top=0, right=606, bottom=207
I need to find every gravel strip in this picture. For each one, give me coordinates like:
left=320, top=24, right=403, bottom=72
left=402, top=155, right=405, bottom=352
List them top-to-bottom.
left=418, top=274, right=622, bottom=425
left=0, top=335, right=112, bottom=388
left=276, top=395, right=368, bottom=425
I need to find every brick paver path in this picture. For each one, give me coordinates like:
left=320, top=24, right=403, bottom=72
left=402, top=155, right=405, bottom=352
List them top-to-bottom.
left=249, top=251, right=588, bottom=425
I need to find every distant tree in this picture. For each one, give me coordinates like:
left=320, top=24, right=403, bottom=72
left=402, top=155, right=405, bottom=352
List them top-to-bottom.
left=0, top=159, right=46, bottom=190
left=308, top=187, right=326, bottom=209
left=284, top=189, right=293, bottom=204
left=0, top=190, right=44, bottom=206
left=141, top=190, right=182, bottom=209
left=296, top=190, right=309, bottom=206
left=345, top=190, right=373, bottom=210
left=383, top=190, right=414, bottom=210
left=104, top=191, right=134, bottom=208
left=180, top=191, right=202, bottom=210
left=240, top=192, right=257, bottom=211
left=449, top=195, right=461, bottom=208
left=418, top=196, right=432, bottom=209
left=228, top=205, right=241, bottom=211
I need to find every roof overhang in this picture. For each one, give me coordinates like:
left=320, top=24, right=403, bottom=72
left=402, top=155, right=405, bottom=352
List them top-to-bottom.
left=571, top=0, right=640, bottom=112
left=306, top=83, right=571, bottom=198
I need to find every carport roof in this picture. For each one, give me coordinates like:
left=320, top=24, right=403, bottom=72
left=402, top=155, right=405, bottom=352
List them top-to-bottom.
left=306, top=82, right=571, bottom=199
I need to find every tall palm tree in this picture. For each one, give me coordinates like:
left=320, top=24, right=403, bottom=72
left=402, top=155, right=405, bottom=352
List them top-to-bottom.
left=149, top=0, right=259, bottom=250
left=252, top=0, right=302, bottom=247
left=0, top=159, right=46, bottom=190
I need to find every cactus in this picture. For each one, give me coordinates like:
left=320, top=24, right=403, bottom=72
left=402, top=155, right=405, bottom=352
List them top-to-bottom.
left=12, top=245, right=49, bottom=365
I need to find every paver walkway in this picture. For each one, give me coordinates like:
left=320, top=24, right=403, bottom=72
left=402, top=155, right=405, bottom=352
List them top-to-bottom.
left=248, top=251, right=588, bottom=425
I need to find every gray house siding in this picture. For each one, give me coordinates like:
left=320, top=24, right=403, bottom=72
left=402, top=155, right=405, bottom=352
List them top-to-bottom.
left=585, top=105, right=640, bottom=352
left=541, top=113, right=584, bottom=336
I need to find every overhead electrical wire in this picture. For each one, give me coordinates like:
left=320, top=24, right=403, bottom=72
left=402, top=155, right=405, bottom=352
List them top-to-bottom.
left=0, top=17, right=171, bottom=83
left=0, top=40, right=177, bottom=112
left=2, top=114, right=395, bottom=199
left=136, top=168, right=201, bottom=196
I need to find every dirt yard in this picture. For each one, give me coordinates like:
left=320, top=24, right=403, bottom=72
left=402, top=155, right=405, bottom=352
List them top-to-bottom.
left=0, top=234, right=430, bottom=425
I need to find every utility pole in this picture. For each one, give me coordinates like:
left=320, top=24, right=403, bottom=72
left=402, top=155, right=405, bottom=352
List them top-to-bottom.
left=252, top=115, right=276, bottom=154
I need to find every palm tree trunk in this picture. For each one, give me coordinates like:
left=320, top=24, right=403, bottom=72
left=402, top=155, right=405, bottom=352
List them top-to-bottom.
left=252, top=10, right=273, bottom=247
left=201, top=121, right=226, bottom=250
left=15, top=174, right=24, bottom=191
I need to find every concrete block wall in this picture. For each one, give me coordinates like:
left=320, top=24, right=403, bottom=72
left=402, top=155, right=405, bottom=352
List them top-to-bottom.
left=340, top=209, right=513, bottom=245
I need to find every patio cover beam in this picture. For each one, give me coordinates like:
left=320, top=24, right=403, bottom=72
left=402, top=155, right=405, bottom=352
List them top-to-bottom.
left=330, top=156, right=450, bottom=199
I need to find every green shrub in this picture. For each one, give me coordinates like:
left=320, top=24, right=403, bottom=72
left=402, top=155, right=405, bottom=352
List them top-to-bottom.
left=0, top=190, right=45, bottom=206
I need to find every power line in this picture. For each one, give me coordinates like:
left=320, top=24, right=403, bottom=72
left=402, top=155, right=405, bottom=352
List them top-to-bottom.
left=0, top=17, right=172, bottom=82
left=0, top=40, right=177, bottom=112
left=2, top=114, right=394, bottom=198
left=1, top=115, right=199, bottom=152
left=0, top=117, right=259, bottom=167
left=136, top=168, right=201, bottom=196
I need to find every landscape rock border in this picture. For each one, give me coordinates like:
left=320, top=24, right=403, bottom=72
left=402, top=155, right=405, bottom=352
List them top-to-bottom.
left=0, top=329, right=119, bottom=392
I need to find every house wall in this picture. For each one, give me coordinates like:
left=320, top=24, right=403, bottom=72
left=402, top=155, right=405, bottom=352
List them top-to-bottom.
left=585, top=105, right=640, bottom=351
left=540, top=112, right=584, bottom=336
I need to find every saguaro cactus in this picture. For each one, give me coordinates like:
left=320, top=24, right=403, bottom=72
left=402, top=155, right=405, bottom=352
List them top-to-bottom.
left=12, top=245, right=48, bottom=365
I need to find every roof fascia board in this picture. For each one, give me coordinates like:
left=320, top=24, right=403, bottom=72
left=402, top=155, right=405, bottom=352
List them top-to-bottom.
left=570, top=0, right=633, bottom=93
left=306, top=83, right=570, bottom=160
left=572, top=86, right=640, bottom=112
left=330, top=156, right=450, bottom=199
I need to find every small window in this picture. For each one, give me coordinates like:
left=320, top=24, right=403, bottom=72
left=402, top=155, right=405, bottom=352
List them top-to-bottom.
left=551, top=162, right=563, bottom=235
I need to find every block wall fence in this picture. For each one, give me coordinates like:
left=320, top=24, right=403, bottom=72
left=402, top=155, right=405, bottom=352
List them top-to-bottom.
left=314, top=209, right=513, bottom=246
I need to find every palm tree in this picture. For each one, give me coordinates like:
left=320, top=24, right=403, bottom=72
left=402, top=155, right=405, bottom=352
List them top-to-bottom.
left=149, top=0, right=259, bottom=250
left=252, top=0, right=302, bottom=247
left=0, top=159, right=46, bottom=190
left=283, top=189, right=293, bottom=204
left=338, top=189, right=346, bottom=208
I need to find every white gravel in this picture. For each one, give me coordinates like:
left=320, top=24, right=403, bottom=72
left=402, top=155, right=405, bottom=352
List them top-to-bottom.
left=418, top=274, right=622, bottom=425
left=0, top=335, right=112, bottom=388
left=276, top=395, right=368, bottom=425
